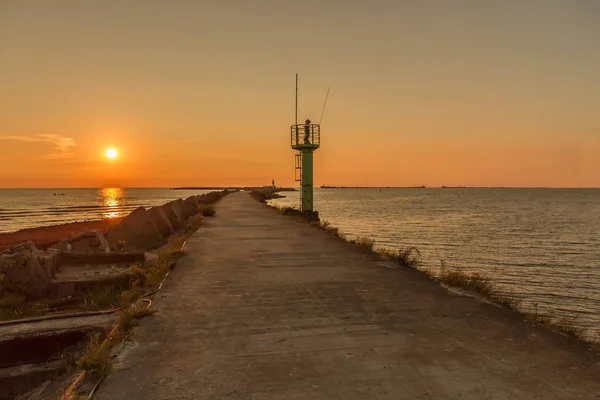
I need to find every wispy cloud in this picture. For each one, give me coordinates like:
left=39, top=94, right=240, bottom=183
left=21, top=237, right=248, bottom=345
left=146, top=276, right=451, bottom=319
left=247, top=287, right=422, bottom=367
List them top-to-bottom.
left=0, top=134, right=76, bottom=160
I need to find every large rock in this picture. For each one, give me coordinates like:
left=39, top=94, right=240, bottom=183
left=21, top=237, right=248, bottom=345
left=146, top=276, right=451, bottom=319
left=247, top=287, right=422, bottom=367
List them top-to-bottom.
left=196, top=191, right=221, bottom=205
left=182, top=196, right=200, bottom=217
left=174, top=198, right=190, bottom=221
left=161, top=201, right=183, bottom=230
left=148, top=206, right=175, bottom=237
left=106, top=207, right=164, bottom=252
left=52, top=230, right=110, bottom=254
left=0, top=242, right=51, bottom=298
left=39, top=249, right=61, bottom=279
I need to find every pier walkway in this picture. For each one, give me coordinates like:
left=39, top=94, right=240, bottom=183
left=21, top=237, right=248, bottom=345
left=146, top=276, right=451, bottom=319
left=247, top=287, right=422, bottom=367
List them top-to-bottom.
left=96, top=192, right=600, bottom=399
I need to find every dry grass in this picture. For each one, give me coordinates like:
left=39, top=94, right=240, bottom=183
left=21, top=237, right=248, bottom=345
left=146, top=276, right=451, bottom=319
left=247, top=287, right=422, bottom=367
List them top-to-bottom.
left=202, top=205, right=216, bottom=217
left=277, top=206, right=297, bottom=215
left=184, top=214, right=204, bottom=235
left=312, top=219, right=343, bottom=237
left=157, top=236, right=186, bottom=259
left=349, top=236, right=375, bottom=250
left=378, top=246, right=421, bottom=269
left=425, top=261, right=592, bottom=341
left=436, top=261, right=521, bottom=310
left=437, top=261, right=494, bottom=296
left=128, top=264, right=148, bottom=287
left=120, top=285, right=143, bottom=306
left=84, top=286, right=121, bottom=309
left=0, top=292, right=25, bottom=309
left=0, top=293, right=50, bottom=320
left=524, top=303, right=589, bottom=341
left=118, top=305, right=155, bottom=332
left=76, top=306, right=155, bottom=379
left=549, top=317, right=588, bottom=339
left=76, top=334, right=113, bottom=379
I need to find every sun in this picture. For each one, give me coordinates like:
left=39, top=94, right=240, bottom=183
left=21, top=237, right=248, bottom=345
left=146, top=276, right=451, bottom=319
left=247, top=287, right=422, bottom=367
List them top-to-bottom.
left=106, top=147, right=118, bottom=159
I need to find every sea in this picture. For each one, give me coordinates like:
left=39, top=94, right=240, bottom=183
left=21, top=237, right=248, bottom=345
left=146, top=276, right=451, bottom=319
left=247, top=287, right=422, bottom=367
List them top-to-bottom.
left=0, top=187, right=598, bottom=340
left=0, top=188, right=213, bottom=232
left=269, top=188, right=600, bottom=341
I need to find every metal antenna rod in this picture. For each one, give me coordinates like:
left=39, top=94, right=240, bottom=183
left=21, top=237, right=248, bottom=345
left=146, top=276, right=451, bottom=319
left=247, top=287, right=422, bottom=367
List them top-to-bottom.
left=295, top=73, right=298, bottom=126
left=319, top=86, right=331, bottom=125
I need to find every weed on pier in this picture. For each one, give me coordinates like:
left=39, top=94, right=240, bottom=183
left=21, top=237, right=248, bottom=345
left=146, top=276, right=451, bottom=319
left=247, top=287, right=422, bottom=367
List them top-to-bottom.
left=202, top=205, right=216, bottom=217
left=311, top=219, right=343, bottom=237
left=348, top=236, right=375, bottom=250
left=378, top=246, right=421, bottom=269
left=524, top=303, right=590, bottom=342
left=76, top=305, right=155, bottom=379
left=76, top=334, right=113, bottom=379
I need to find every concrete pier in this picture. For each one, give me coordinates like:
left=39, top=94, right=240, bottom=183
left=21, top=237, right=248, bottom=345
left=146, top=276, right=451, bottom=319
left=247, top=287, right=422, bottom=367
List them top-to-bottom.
left=96, top=192, right=600, bottom=399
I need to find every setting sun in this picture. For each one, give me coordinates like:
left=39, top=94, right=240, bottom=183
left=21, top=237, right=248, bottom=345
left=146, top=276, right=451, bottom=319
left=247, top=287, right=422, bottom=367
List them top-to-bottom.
left=106, top=148, right=118, bottom=159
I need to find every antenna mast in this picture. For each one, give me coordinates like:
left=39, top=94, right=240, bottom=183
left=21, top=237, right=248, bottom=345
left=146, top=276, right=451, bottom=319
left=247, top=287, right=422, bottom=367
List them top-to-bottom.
left=295, top=73, right=298, bottom=126
left=290, top=74, right=321, bottom=219
left=319, top=86, right=331, bottom=125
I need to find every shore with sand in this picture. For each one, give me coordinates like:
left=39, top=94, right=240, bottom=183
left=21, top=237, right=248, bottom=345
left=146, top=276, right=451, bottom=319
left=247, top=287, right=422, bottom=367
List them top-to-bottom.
left=0, top=218, right=124, bottom=252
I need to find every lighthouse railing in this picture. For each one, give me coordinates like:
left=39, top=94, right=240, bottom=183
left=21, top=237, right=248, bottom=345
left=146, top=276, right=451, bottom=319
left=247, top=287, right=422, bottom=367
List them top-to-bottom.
left=291, top=124, right=320, bottom=149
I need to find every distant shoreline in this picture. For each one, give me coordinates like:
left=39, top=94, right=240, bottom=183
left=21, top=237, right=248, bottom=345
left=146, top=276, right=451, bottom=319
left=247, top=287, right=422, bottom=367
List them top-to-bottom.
left=321, top=185, right=442, bottom=189
left=172, top=186, right=296, bottom=191
left=319, top=186, right=599, bottom=189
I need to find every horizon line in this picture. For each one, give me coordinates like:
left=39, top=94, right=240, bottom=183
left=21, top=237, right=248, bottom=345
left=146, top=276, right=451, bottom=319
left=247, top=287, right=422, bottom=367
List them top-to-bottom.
left=1, top=186, right=599, bottom=190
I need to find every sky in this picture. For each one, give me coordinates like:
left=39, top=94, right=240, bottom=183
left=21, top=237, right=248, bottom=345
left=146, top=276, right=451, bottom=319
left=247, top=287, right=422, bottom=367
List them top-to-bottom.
left=1, top=0, right=599, bottom=188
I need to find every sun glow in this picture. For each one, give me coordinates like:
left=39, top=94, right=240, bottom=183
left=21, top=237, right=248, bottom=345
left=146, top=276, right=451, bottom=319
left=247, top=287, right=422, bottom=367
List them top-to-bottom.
left=106, top=147, right=118, bottom=159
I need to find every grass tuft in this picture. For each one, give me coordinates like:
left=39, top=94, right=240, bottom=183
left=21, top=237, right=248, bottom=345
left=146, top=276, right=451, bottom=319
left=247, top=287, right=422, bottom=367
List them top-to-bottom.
left=202, top=205, right=216, bottom=217
left=277, top=206, right=297, bottom=215
left=184, top=214, right=204, bottom=235
left=313, top=220, right=343, bottom=237
left=351, top=236, right=375, bottom=250
left=378, top=246, right=421, bottom=269
left=436, top=260, right=521, bottom=310
left=437, top=261, right=494, bottom=296
left=128, top=264, right=147, bottom=287
left=120, top=285, right=143, bottom=306
left=85, top=286, right=121, bottom=309
left=0, top=293, right=25, bottom=309
left=524, top=303, right=588, bottom=341
left=118, top=305, right=155, bottom=332
left=77, top=306, right=155, bottom=379
left=550, top=317, right=587, bottom=339
left=76, top=334, right=113, bottom=379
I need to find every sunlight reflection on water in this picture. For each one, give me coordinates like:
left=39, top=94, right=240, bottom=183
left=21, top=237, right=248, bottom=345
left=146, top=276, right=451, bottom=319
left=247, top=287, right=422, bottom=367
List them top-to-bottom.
left=100, top=188, right=124, bottom=219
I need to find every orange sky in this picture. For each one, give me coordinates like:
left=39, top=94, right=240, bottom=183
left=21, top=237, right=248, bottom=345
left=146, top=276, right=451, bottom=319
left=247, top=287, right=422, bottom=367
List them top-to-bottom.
left=1, top=1, right=599, bottom=188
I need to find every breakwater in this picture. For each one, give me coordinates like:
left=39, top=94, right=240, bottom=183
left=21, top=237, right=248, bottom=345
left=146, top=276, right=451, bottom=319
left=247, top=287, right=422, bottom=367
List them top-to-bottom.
left=0, top=190, right=229, bottom=399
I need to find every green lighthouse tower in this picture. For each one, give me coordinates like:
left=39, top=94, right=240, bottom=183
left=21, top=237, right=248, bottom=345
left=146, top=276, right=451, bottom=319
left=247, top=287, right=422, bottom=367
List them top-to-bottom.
left=291, top=74, right=320, bottom=218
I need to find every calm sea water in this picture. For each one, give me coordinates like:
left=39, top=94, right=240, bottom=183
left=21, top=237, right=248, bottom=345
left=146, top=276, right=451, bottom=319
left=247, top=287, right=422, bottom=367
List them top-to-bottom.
left=0, top=188, right=212, bottom=233
left=270, top=188, right=600, bottom=341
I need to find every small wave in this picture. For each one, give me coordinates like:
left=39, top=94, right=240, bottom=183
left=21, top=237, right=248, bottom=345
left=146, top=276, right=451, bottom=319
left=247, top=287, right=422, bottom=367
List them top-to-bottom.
left=47, top=203, right=144, bottom=210
left=0, top=206, right=139, bottom=217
